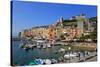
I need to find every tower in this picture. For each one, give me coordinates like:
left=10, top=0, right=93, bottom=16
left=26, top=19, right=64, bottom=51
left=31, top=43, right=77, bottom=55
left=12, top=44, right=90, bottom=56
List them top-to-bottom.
left=76, top=14, right=86, bottom=36
left=55, top=17, right=64, bottom=39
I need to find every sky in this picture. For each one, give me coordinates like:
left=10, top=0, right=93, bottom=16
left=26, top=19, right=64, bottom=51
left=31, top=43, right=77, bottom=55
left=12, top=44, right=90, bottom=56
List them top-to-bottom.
left=11, top=1, right=97, bottom=36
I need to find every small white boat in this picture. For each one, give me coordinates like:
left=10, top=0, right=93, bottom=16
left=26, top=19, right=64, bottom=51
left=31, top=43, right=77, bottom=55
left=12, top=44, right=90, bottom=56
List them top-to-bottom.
left=36, top=39, right=45, bottom=48
left=19, top=43, right=24, bottom=48
left=36, top=43, right=41, bottom=48
left=43, top=43, right=46, bottom=48
left=47, top=43, right=51, bottom=48
left=28, top=44, right=34, bottom=48
left=58, top=48, right=65, bottom=52
left=64, top=53, right=77, bottom=59
left=35, top=59, right=44, bottom=65
left=44, top=59, right=51, bottom=64
left=51, top=59, right=57, bottom=63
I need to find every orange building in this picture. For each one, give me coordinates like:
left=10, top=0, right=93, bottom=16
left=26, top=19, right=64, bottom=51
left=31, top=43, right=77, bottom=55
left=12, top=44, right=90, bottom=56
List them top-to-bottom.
left=47, top=25, right=56, bottom=41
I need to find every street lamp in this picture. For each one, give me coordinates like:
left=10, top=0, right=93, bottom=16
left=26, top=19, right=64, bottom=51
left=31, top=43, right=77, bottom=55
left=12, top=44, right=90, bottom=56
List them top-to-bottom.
left=68, top=47, right=71, bottom=63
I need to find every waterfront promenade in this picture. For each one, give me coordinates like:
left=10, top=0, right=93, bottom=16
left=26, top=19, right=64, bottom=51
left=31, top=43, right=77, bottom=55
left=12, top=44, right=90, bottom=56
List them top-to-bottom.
left=63, top=51, right=97, bottom=63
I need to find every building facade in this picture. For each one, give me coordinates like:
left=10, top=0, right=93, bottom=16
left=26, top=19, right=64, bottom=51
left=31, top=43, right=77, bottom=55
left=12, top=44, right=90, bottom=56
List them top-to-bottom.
left=20, top=14, right=93, bottom=41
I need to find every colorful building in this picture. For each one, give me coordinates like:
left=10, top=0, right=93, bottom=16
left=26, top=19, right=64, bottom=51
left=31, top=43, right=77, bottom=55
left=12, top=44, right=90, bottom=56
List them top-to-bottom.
left=20, top=14, right=93, bottom=41
left=47, top=25, right=56, bottom=41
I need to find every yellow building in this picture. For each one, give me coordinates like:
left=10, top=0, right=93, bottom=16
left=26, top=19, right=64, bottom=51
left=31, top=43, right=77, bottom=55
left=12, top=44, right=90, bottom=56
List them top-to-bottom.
left=31, top=26, right=48, bottom=39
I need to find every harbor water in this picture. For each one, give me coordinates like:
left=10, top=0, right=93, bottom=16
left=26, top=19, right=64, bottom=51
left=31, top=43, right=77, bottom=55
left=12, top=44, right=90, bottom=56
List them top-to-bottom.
left=11, top=41, right=97, bottom=65
left=12, top=41, right=64, bottom=65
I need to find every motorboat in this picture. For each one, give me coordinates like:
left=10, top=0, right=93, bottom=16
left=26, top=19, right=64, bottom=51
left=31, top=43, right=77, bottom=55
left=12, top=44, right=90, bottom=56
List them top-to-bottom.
left=36, top=39, right=45, bottom=48
left=36, top=42, right=41, bottom=48
left=43, top=43, right=46, bottom=48
left=47, top=43, right=51, bottom=48
left=58, top=48, right=65, bottom=52
left=64, top=53, right=77, bottom=59
left=34, top=59, right=44, bottom=65
left=44, top=59, right=51, bottom=64
left=51, top=59, right=57, bottom=64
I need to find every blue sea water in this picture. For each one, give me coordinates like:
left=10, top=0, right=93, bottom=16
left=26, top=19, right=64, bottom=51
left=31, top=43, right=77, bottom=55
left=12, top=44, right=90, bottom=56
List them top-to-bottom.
left=12, top=41, right=63, bottom=65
